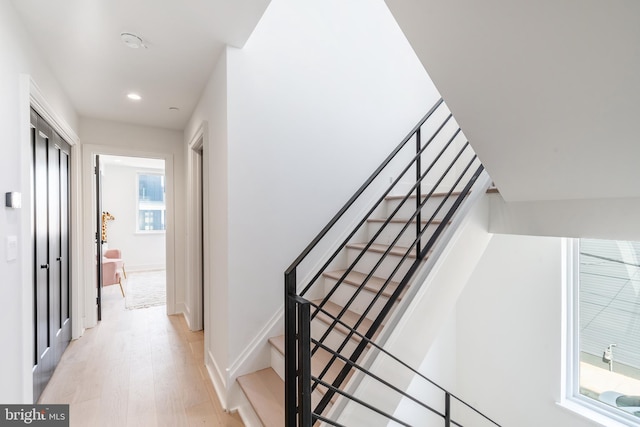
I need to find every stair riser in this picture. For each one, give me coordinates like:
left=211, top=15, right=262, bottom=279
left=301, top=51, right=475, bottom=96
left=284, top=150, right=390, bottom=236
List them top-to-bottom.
left=384, top=194, right=457, bottom=221
left=367, top=221, right=444, bottom=248
left=347, top=247, right=415, bottom=282
left=323, top=277, right=393, bottom=320
left=270, top=346, right=285, bottom=381
left=263, top=347, right=336, bottom=417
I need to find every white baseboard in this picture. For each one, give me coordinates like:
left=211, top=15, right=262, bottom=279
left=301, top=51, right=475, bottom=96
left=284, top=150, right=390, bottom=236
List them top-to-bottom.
left=126, top=264, right=166, bottom=272
left=206, top=349, right=230, bottom=410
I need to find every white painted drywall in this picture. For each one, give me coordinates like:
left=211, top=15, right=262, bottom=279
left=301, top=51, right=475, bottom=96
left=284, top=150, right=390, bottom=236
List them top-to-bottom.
left=0, top=0, right=78, bottom=403
left=184, top=0, right=442, bottom=402
left=224, top=0, right=439, bottom=370
left=385, top=0, right=640, bottom=203
left=184, top=49, right=231, bottom=399
left=79, top=118, right=185, bottom=319
left=102, top=163, right=166, bottom=271
left=489, top=193, right=640, bottom=241
left=456, top=234, right=601, bottom=427
left=392, top=312, right=457, bottom=426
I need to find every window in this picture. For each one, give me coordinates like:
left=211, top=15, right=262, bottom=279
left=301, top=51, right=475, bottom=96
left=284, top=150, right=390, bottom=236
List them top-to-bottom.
left=137, top=173, right=165, bottom=231
left=569, top=239, right=640, bottom=424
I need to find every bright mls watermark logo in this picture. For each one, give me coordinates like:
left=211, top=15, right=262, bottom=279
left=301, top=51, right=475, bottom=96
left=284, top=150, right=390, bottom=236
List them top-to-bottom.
left=0, top=405, right=68, bottom=426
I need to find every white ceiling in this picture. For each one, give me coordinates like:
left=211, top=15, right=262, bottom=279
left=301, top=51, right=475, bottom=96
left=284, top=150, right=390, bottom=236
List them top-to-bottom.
left=11, top=0, right=270, bottom=130
left=386, top=0, right=640, bottom=202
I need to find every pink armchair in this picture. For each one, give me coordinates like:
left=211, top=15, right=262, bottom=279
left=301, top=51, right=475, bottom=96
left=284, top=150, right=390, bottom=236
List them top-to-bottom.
left=104, top=248, right=126, bottom=278
left=102, top=258, right=124, bottom=297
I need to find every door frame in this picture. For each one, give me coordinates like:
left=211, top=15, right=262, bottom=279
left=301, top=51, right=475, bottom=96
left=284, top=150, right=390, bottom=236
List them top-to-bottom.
left=20, top=75, right=81, bottom=403
left=186, top=121, right=209, bottom=331
left=81, top=145, right=176, bottom=328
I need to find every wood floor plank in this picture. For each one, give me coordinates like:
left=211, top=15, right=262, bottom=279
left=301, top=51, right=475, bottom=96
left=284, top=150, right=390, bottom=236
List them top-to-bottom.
left=39, top=283, right=243, bottom=426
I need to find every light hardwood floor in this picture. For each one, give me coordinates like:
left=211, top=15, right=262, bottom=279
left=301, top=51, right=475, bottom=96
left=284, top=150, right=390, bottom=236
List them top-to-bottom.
left=39, top=284, right=244, bottom=427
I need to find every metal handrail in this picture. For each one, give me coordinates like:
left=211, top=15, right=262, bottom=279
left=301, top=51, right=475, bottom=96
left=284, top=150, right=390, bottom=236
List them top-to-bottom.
left=285, top=99, right=498, bottom=426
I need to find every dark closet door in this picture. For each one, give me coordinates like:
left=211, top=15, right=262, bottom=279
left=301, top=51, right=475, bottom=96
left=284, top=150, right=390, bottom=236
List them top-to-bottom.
left=31, top=110, right=72, bottom=402
left=33, top=115, right=55, bottom=401
left=51, top=132, right=71, bottom=364
left=58, top=139, right=71, bottom=357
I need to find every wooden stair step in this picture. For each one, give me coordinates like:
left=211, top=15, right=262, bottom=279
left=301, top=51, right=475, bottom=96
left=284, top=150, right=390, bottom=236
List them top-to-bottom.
left=385, top=191, right=463, bottom=201
left=367, top=218, right=448, bottom=225
left=346, top=242, right=417, bottom=259
left=323, top=269, right=401, bottom=299
left=313, top=300, right=376, bottom=340
left=267, top=334, right=353, bottom=402
left=269, top=334, right=349, bottom=385
left=237, top=368, right=284, bottom=427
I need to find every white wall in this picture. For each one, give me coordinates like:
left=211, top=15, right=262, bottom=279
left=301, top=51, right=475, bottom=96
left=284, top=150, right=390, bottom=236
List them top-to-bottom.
left=0, top=0, right=79, bottom=403
left=184, top=0, right=441, bottom=403
left=225, top=0, right=439, bottom=367
left=385, top=0, right=640, bottom=203
left=184, top=49, right=230, bottom=397
left=79, top=118, right=185, bottom=319
left=102, top=163, right=166, bottom=271
left=489, top=194, right=640, bottom=242
left=456, top=234, right=600, bottom=427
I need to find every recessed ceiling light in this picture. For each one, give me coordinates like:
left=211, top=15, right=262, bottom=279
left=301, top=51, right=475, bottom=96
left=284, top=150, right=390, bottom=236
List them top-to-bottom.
left=120, top=32, right=147, bottom=49
left=127, top=93, right=142, bottom=101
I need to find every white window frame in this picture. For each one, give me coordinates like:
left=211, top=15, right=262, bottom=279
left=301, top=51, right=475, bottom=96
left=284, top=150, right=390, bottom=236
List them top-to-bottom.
left=135, top=171, right=166, bottom=233
left=561, top=238, right=640, bottom=427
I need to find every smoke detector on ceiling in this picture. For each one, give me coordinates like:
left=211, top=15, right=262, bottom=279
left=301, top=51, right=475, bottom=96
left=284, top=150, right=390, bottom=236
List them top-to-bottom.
left=120, top=32, right=147, bottom=49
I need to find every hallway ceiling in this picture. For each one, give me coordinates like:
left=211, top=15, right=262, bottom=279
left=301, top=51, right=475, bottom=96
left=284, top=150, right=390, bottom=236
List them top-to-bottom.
left=11, top=0, right=270, bottom=130
left=386, top=0, right=640, bottom=202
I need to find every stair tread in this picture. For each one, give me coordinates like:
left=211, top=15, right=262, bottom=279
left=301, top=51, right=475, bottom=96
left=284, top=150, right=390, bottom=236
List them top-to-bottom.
left=385, top=191, right=463, bottom=201
left=367, top=218, right=447, bottom=224
left=346, top=242, right=418, bottom=259
left=323, top=269, right=401, bottom=299
left=313, top=299, right=376, bottom=339
left=267, top=334, right=353, bottom=398
left=268, top=335, right=285, bottom=355
left=237, top=368, right=284, bottom=427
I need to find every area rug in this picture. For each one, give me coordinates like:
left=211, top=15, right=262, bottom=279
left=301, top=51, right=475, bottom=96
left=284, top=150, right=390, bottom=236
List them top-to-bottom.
left=125, top=270, right=166, bottom=309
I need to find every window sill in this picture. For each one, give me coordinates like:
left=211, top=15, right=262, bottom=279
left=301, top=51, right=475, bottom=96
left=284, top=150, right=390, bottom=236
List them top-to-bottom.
left=135, top=230, right=166, bottom=235
left=557, top=397, right=639, bottom=427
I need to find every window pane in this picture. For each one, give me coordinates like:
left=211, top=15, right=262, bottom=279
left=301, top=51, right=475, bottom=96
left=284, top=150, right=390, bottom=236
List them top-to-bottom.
left=137, top=173, right=166, bottom=232
left=139, top=174, right=164, bottom=202
left=138, top=209, right=165, bottom=231
left=578, top=239, right=640, bottom=419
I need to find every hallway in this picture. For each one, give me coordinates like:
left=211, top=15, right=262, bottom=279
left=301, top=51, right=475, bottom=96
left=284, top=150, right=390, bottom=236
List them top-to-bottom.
left=39, top=284, right=243, bottom=427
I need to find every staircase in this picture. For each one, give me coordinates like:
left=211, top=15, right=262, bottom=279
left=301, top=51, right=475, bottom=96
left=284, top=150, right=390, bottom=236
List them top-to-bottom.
left=237, top=99, right=500, bottom=426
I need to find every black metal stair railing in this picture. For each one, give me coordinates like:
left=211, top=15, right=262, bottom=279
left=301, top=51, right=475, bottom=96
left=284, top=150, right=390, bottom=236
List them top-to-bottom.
left=284, top=98, right=499, bottom=426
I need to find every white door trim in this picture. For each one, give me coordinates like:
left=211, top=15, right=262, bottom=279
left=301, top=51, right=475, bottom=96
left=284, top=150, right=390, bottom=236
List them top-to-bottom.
left=186, top=121, right=209, bottom=331
left=81, top=145, right=176, bottom=328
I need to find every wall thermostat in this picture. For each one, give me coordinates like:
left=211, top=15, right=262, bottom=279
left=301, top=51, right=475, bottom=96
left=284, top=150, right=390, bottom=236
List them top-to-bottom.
left=5, top=192, right=21, bottom=209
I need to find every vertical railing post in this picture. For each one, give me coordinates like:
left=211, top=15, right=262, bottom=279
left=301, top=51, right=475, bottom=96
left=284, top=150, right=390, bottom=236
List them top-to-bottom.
left=415, top=127, right=422, bottom=257
left=285, top=270, right=298, bottom=426
left=298, top=299, right=312, bottom=427
left=445, top=392, right=451, bottom=427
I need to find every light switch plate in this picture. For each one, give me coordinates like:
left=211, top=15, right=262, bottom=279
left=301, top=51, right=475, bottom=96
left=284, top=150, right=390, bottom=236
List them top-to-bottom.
left=6, top=236, right=17, bottom=261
